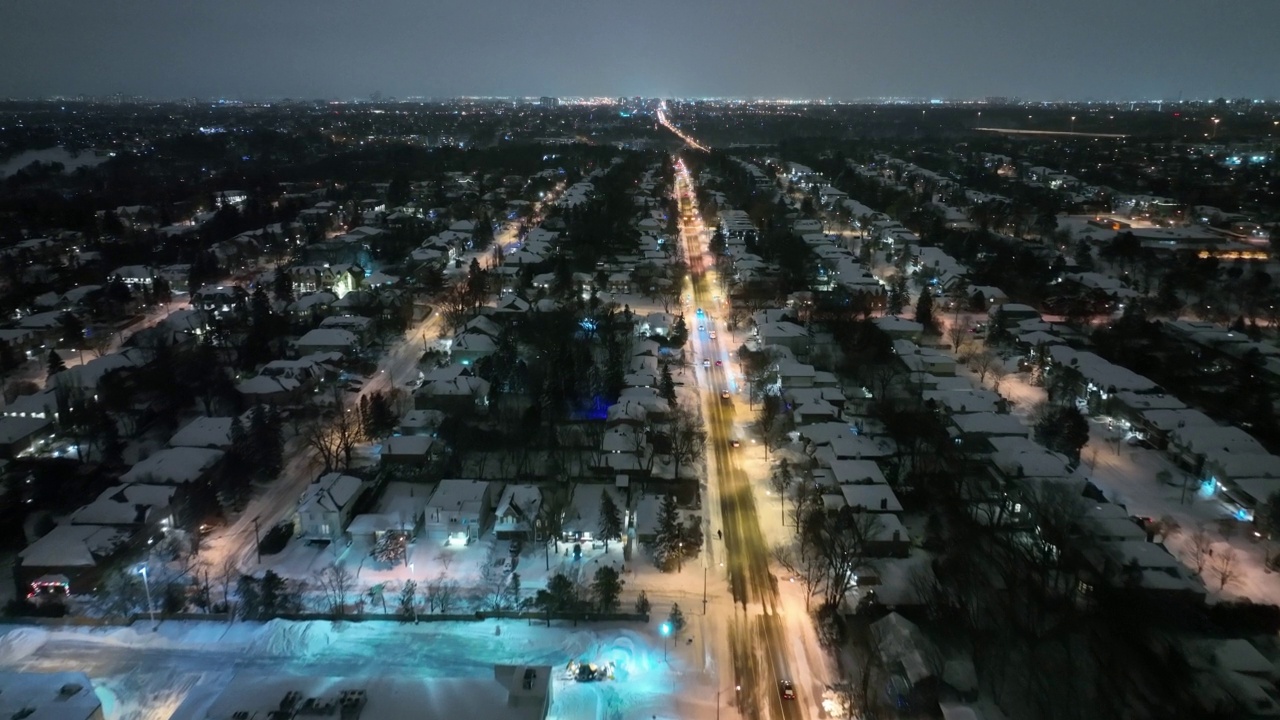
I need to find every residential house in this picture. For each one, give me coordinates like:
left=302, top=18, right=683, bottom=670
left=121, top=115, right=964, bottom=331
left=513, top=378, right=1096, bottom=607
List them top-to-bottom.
left=295, top=473, right=366, bottom=544
left=424, top=479, right=498, bottom=542
left=493, top=484, right=543, bottom=541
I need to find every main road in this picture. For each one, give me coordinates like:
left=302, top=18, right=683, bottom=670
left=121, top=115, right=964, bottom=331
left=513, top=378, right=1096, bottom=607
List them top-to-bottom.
left=673, top=159, right=806, bottom=720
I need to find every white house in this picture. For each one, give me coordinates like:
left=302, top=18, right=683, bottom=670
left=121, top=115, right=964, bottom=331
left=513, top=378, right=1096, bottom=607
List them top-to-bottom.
left=295, top=473, right=366, bottom=543
left=424, top=479, right=498, bottom=543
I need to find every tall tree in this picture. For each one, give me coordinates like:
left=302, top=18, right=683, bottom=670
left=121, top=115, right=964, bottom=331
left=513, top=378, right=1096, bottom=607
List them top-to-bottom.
left=915, top=288, right=935, bottom=331
left=46, top=349, right=66, bottom=377
left=598, top=489, right=623, bottom=552
left=591, top=565, right=624, bottom=612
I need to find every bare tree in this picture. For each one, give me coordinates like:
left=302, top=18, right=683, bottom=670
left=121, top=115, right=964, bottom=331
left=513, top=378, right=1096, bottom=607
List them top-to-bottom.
left=970, top=351, right=1002, bottom=384
left=304, top=390, right=362, bottom=473
left=667, top=403, right=707, bottom=481
left=803, top=507, right=884, bottom=606
left=1188, top=527, right=1214, bottom=576
left=772, top=542, right=824, bottom=610
left=1211, top=547, right=1240, bottom=591
left=435, top=550, right=455, bottom=573
left=215, top=556, right=239, bottom=615
left=315, top=563, right=354, bottom=615
left=434, top=573, right=459, bottom=613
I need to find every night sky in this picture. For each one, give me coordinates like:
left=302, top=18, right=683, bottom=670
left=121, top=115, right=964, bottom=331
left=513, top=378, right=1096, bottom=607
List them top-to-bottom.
left=1, top=0, right=1276, bottom=100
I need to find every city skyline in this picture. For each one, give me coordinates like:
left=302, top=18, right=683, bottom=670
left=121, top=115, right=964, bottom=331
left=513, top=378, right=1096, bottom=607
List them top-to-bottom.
left=1, top=0, right=1278, bottom=101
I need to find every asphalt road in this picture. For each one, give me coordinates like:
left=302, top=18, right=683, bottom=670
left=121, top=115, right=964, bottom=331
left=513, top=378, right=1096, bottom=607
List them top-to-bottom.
left=675, top=164, right=804, bottom=720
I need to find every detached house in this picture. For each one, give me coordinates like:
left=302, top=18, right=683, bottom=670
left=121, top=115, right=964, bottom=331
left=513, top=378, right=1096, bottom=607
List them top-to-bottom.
left=295, top=473, right=366, bottom=543
left=493, top=484, right=543, bottom=541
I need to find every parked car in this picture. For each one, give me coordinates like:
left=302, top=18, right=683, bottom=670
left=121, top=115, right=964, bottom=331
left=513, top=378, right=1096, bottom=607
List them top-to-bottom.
left=780, top=680, right=796, bottom=700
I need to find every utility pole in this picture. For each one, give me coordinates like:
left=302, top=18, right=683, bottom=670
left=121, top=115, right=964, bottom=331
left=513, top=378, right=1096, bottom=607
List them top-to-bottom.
left=252, top=516, right=262, bottom=564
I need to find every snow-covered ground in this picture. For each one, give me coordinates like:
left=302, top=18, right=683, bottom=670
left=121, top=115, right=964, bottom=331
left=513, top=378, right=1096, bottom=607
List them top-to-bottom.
left=963, top=334, right=1280, bottom=605
left=0, top=618, right=695, bottom=720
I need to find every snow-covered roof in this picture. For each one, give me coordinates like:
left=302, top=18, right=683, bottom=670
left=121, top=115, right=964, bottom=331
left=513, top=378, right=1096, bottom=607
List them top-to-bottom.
left=295, top=328, right=357, bottom=349
left=237, top=376, right=301, bottom=397
left=168, top=416, right=233, bottom=449
left=381, top=435, right=437, bottom=457
left=121, top=447, right=224, bottom=484
left=825, top=459, right=888, bottom=485
left=299, top=473, right=363, bottom=514
left=428, top=479, right=493, bottom=515
left=70, top=484, right=176, bottom=526
left=494, top=484, right=542, bottom=523
left=563, top=484, right=626, bottom=534
left=839, top=484, right=902, bottom=512
left=20, top=525, right=129, bottom=567
left=870, top=612, right=938, bottom=686
left=0, top=671, right=102, bottom=720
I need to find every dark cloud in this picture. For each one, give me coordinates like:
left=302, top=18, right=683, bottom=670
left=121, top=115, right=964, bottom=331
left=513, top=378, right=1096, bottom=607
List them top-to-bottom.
left=0, top=0, right=1274, bottom=100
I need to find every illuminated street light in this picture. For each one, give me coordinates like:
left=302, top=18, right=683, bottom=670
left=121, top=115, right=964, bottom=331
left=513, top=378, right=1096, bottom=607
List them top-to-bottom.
left=137, top=564, right=155, bottom=626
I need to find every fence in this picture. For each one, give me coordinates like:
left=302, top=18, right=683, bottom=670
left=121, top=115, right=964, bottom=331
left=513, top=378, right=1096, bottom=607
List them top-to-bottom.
left=0, top=610, right=649, bottom=627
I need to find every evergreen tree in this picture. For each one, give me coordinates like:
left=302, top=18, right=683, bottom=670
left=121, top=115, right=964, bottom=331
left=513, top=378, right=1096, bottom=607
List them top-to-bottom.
left=272, top=269, right=294, bottom=304
left=887, top=276, right=908, bottom=315
left=915, top=288, right=935, bottom=330
left=58, top=312, right=84, bottom=347
left=46, top=349, right=66, bottom=377
left=659, top=364, right=677, bottom=404
left=1034, top=404, right=1091, bottom=466
left=598, top=489, right=623, bottom=552
left=652, top=494, right=683, bottom=571
left=591, top=565, right=624, bottom=612
left=259, top=570, right=286, bottom=616
left=236, top=575, right=261, bottom=619
left=634, top=590, right=651, bottom=614
left=667, top=603, right=686, bottom=633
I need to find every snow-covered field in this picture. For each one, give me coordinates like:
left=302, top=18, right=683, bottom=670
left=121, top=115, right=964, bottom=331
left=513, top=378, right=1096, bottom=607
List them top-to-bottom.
left=0, top=618, right=690, bottom=720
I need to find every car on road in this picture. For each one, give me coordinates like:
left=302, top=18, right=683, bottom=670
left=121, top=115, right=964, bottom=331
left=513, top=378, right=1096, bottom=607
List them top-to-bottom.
left=698, top=325, right=705, bottom=332
left=709, top=331, right=717, bottom=339
left=703, top=359, right=711, bottom=368
left=715, top=360, right=723, bottom=367
left=721, top=391, right=731, bottom=401
left=1126, top=435, right=1156, bottom=449
left=780, top=680, right=796, bottom=700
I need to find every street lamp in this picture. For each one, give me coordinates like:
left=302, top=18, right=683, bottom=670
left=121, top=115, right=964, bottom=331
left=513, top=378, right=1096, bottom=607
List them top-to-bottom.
left=1070, top=116, right=1077, bottom=133
left=1211, top=117, right=1221, bottom=140
left=137, top=564, right=155, bottom=626
left=660, top=621, right=672, bottom=662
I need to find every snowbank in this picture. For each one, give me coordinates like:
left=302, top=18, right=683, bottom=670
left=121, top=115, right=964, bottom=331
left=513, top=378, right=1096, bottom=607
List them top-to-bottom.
left=251, top=619, right=336, bottom=656
left=0, top=627, right=50, bottom=663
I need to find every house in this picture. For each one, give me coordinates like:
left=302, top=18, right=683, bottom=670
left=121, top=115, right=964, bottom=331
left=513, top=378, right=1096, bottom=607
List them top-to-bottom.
left=873, top=316, right=925, bottom=342
left=756, top=321, right=811, bottom=355
left=294, top=328, right=358, bottom=356
left=451, top=331, right=499, bottom=366
left=414, top=375, right=491, bottom=415
left=399, top=408, right=446, bottom=436
left=949, top=413, right=1029, bottom=444
left=0, top=415, right=54, bottom=458
left=168, top=416, right=233, bottom=449
left=380, top=435, right=441, bottom=467
left=121, top=447, right=224, bottom=485
left=295, top=473, right=366, bottom=544
left=425, top=479, right=498, bottom=542
left=561, top=483, right=628, bottom=543
left=69, top=484, right=176, bottom=528
left=493, top=484, right=543, bottom=541
left=838, top=484, right=903, bottom=512
left=632, top=493, right=665, bottom=544
left=16, top=524, right=130, bottom=595
left=869, top=612, right=941, bottom=711
left=0, top=671, right=105, bottom=720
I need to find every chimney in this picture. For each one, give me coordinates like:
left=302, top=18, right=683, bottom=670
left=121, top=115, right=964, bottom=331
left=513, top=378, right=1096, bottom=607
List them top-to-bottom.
left=880, top=498, right=888, bottom=510
left=892, top=530, right=901, bottom=542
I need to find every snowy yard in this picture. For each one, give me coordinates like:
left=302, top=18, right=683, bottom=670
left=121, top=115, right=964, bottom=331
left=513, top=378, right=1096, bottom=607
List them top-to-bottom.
left=0, top=618, right=693, bottom=720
